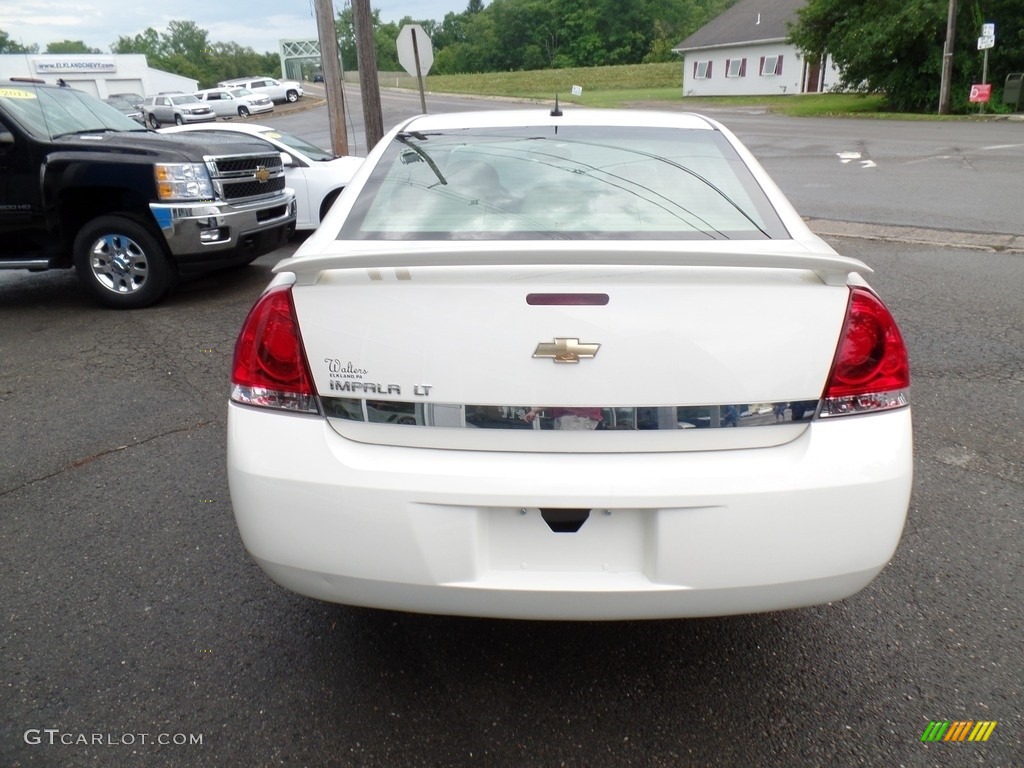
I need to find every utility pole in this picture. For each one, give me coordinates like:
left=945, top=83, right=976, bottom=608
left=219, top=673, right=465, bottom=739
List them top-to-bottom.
left=313, top=0, right=348, bottom=156
left=352, top=0, right=384, bottom=151
left=938, top=0, right=957, bottom=114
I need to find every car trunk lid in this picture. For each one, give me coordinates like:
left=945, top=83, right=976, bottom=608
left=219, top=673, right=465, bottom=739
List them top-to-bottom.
left=284, top=241, right=865, bottom=452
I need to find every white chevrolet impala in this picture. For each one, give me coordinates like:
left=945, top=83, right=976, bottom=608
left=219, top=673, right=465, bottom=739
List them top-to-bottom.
left=227, top=108, right=912, bottom=620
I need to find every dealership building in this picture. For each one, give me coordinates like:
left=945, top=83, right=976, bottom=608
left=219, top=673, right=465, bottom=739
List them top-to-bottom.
left=0, top=54, right=198, bottom=99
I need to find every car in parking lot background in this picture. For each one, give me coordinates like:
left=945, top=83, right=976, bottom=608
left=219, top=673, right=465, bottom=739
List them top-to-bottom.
left=218, top=76, right=303, bottom=103
left=193, top=87, right=275, bottom=119
left=108, top=91, right=144, bottom=109
left=143, top=93, right=215, bottom=127
left=102, top=97, right=145, bottom=124
left=160, top=122, right=363, bottom=230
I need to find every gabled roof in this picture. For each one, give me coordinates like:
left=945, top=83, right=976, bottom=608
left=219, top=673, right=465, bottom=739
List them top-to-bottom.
left=673, top=0, right=806, bottom=52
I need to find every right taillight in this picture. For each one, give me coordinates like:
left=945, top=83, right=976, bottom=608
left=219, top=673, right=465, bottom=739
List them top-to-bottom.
left=230, top=286, right=319, bottom=414
left=819, top=286, right=910, bottom=418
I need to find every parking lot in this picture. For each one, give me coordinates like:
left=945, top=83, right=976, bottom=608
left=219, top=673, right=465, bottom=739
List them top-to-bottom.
left=1, top=98, right=1022, bottom=766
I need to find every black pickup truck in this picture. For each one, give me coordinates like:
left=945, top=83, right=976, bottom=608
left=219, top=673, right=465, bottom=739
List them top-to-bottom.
left=0, top=80, right=296, bottom=308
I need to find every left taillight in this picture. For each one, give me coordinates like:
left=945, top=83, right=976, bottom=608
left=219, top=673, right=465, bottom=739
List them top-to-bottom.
left=230, top=286, right=319, bottom=414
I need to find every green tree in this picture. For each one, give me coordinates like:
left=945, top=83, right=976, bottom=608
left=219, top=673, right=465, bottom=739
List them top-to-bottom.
left=428, top=0, right=742, bottom=72
left=556, top=0, right=646, bottom=67
left=648, top=0, right=740, bottom=62
left=790, top=0, right=1024, bottom=112
left=374, top=18, right=403, bottom=71
left=161, top=20, right=211, bottom=60
left=110, top=21, right=278, bottom=89
left=111, top=27, right=163, bottom=57
left=0, top=28, right=39, bottom=53
left=45, top=40, right=102, bottom=54
left=204, top=42, right=279, bottom=85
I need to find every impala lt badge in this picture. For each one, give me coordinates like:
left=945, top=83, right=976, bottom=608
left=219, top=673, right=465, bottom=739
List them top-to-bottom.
left=533, top=337, right=600, bottom=364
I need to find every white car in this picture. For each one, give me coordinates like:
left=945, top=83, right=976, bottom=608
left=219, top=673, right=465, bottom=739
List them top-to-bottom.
left=217, top=77, right=302, bottom=103
left=193, top=87, right=274, bottom=119
left=227, top=108, right=913, bottom=621
left=158, top=123, right=362, bottom=230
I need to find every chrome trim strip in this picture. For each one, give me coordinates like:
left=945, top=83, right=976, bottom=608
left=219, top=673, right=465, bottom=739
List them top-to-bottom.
left=320, top=398, right=824, bottom=430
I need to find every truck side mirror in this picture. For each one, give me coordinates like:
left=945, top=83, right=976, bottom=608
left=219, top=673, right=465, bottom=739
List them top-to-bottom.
left=0, top=129, right=14, bottom=146
left=280, top=151, right=295, bottom=167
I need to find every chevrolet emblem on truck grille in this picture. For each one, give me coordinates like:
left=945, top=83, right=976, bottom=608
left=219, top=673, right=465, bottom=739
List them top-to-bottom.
left=254, top=166, right=270, bottom=183
left=533, top=338, right=600, bottom=363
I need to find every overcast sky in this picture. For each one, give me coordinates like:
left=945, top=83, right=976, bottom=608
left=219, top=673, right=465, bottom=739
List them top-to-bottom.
left=1, top=1, right=469, bottom=54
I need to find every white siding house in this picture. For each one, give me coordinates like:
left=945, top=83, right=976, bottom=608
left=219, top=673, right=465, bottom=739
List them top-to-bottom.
left=673, top=0, right=842, bottom=97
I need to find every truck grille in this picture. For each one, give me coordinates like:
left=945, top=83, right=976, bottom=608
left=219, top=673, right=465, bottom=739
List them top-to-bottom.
left=207, top=152, right=286, bottom=202
left=211, top=154, right=281, bottom=174
left=222, top=176, right=287, bottom=200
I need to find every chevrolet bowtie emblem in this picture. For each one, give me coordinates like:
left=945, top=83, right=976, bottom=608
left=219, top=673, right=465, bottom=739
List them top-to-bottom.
left=255, top=166, right=270, bottom=183
left=533, top=337, right=600, bottom=364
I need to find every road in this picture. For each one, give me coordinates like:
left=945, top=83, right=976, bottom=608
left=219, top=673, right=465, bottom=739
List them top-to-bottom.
left=290, top=83, right=1024, bottom=238
left=1, top=93, right=1022, bottom=767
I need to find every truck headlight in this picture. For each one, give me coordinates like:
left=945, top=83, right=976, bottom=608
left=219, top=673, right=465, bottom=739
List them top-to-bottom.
left=155, top=163, right=214, bottom=200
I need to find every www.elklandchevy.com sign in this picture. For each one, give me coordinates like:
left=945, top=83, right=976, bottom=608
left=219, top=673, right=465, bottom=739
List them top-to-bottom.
left=34, top=58, right=117, bottom=74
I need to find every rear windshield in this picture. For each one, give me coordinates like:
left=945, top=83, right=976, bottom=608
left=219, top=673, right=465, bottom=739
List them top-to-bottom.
left=339, top=125, right=788, bottom=241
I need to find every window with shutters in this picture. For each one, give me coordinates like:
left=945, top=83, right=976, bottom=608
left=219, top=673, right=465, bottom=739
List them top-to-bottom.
left=760, top=55, right=783, bottom=76
left=726, top=58, right=746, bottom=78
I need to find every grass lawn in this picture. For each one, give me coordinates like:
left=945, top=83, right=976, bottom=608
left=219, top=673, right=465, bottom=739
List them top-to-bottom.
left=389, top=62, right=1002, bottom=119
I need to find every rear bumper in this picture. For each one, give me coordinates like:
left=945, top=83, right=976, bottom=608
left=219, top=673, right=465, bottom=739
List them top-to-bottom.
left=227, top=405, right=913, bottom=620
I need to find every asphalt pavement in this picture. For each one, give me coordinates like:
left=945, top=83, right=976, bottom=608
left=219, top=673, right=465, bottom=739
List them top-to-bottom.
left=0, top=94, right=1021, bottom=767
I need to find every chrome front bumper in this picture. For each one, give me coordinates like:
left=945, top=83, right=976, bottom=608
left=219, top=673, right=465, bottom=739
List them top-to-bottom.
left=150, top=191, right=296, bottom=257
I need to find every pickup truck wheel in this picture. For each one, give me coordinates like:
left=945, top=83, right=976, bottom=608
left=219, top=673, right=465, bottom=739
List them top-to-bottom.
left=286, top=90, right=299, bottom=102
left=238, top=106, right=250, bottom=118
left=148, top=114, right=160, bottom=129
left=174, top=114, right=185, bottom=125
left=73, top=216, right=175, bottom=309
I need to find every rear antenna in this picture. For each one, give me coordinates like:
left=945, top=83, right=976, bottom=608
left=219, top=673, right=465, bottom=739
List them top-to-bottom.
left=550, top=94, right=562, bottom=117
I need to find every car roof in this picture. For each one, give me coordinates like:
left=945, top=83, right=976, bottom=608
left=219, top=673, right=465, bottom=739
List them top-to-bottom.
left=3, top=79, right=58, bottom=92
left=395, top=108, right=718, bottom=134
left=180, top=122, right=269, bottom=133
left=160, top=123, right=275, bottom=139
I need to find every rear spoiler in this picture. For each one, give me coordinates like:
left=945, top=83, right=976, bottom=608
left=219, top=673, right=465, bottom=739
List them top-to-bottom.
left=275, top=241, right=872, bottom=286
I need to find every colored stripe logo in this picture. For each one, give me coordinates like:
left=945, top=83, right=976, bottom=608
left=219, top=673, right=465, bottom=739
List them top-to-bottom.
left=921, top=721, right=997, bottom=742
